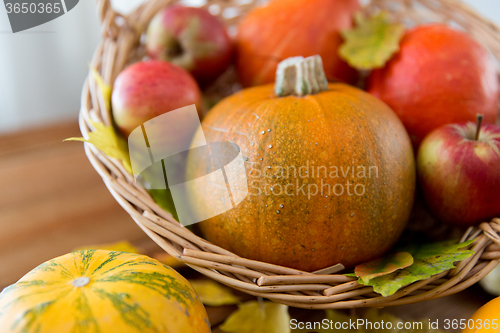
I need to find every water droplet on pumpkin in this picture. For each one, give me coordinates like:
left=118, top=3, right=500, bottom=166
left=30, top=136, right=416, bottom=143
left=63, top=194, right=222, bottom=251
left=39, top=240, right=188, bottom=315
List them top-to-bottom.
left=267, top=129, right=271, bottom=132
left=261, top=131, right=265, bottom=134
left=315, top=143, right=318, bottom=145
left=268, top=144, right=273, bottom=148
left=260, top=158, right=263, bottom=161
left=267, top=166, right=271, bottom=169
left=270, top=187, right=274, bottom=191
left=280, top=204, right=284, bottom=208
left=276, top=210, right=280, bottom=214
left=350, top=212, right=355, bottom=217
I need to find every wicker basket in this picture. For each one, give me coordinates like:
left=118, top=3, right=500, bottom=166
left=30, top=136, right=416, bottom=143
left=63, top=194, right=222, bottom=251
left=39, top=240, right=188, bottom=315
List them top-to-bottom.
left=80, top=0, right=500, bottom=309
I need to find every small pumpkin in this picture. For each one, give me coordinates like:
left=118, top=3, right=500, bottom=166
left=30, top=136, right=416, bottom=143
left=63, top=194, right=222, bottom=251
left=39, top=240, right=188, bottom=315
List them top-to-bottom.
left=235, top=0, right=359, bottom=87
left=190, top=56, right=416, bottom=271
left=0, top=250, right=211, bottom=333
left=462, top=296, right=500, bottom=333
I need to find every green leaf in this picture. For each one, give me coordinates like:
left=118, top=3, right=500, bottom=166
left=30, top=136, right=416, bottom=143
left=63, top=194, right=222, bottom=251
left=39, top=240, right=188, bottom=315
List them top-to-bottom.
left=339, top=11, right=405, bottom=70
left=65, top=121, right=132, bottom=174
left=141, top=170, right=174, bottom=210
left=146, top=189, right=178, bottom=221
left=360, top=240, right=475, bottom=297
left=355, top=252, right=414, bottom=284
left=189, top=280, right=240, bottom=306
left=220, top=301, right=290, bottom=333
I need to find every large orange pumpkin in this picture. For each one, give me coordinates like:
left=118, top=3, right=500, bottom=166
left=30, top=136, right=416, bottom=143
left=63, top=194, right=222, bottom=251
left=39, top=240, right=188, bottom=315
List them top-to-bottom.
left=235, top=0, right=359, bottom=87
left=191, top=56, right=415, bottom=271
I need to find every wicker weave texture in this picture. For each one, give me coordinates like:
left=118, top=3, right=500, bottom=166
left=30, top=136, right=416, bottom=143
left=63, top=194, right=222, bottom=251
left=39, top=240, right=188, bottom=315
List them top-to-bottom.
left=80, top=0, right=500, bottom=309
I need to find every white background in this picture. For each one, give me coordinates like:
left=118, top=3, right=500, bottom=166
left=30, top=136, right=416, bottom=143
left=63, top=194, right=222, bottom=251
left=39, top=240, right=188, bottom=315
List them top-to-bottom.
left=0, top=0, right=498, bottom=133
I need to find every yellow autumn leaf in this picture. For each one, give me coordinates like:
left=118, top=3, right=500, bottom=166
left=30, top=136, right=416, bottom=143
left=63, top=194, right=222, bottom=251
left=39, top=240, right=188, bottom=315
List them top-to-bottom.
left=339, top=11, right=405, bottom=70
left=90, top=67, right=112, bottom=112
left=65, top=120, right=132, bottom=174
left=74, top=240, right=139, bottom=254
left=355, top=251, right=414, bottom=284
left=152, top=252, right=186, bottom=269
left=189, top=280, right=240, bottom=306
left=220, top=301, right=290, bottom=333
left=291, top=309, right=351, bottom=333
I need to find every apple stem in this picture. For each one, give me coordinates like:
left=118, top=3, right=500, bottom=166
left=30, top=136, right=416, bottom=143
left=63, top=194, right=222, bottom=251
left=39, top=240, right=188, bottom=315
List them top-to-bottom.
left=475, top=114, right=484, bottom=141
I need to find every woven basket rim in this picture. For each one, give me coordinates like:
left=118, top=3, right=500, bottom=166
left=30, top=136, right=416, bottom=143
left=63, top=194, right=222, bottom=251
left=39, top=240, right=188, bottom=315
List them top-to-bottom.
left=80, top=0, right=500, bottom=309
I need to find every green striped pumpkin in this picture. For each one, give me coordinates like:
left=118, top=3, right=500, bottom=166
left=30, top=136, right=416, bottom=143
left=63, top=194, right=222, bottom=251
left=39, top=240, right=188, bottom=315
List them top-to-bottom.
left=0, top=250, right=211, bottom=333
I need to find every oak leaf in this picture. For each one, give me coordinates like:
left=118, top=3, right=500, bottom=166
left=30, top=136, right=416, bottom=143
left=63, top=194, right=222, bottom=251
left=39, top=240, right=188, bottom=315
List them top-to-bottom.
left=339, top=12, right=405, bottom=70
left=358, top=240, right=475, bottom=297
left=189, top=280, right=240, bottom=307
left=220, top=301, right=290, bottom=333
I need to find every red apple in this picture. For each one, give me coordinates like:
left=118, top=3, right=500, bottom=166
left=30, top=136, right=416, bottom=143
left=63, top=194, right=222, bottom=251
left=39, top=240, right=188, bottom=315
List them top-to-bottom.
left=146, top=5, right=233, bottom=86
left=368, top=24, right=499, bottom=149
left=111, top=60, right=202, bottom=137
left=417, top=115, right=500, bottom=226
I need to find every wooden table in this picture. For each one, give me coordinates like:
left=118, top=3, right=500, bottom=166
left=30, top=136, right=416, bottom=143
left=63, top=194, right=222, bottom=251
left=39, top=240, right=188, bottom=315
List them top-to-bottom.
left=0, top=121, right=495, bottom=332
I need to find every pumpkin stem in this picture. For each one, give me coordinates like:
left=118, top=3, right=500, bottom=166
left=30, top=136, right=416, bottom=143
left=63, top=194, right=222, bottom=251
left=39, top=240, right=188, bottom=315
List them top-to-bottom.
left=275, top=55, right=329, bottom=97
left=72, top=276, right=91, bottom=288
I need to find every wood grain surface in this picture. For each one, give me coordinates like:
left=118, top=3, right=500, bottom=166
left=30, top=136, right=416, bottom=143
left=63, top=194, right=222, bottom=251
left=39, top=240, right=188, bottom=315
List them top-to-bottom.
left=0, top=121, right=495, bottom=332
left=0, top=121, right=151, bottom=287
